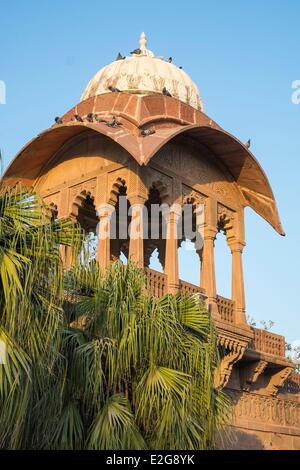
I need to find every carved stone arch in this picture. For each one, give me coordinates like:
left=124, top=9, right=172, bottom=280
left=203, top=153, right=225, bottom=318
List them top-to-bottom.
left=108, top=177, right=127, bottom=206
left=68, top=179, right=97, bottom=216
left=143, top=179, right=171, bottom=270
left=179, top=188, right=206, bottom=249
left=70, top=189, right=99, bottom=237
left=71, top=189, right=95, bottom=218
left=43, top=191, right=61, bottom=219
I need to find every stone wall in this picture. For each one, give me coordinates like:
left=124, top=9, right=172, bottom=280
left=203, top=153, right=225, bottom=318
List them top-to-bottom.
left=226, top=389, right=300, bottom=450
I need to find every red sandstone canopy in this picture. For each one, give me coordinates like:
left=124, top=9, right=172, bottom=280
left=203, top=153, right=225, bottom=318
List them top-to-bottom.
left=1, top=33, right=284, bottom=236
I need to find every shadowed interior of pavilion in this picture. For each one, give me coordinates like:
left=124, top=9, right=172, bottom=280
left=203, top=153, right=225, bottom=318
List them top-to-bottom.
left=68, top=183, right=287, bottom=363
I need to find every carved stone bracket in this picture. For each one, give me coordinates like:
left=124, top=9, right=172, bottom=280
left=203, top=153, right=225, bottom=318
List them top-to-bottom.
left=215, top=335, right=247, bottom=389
left=240, top=360, right=268, bottom=392
left=266, top=366, right=294, bottom=396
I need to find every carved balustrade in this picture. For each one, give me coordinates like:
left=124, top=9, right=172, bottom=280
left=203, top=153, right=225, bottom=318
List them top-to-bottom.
left=145, top=268, right=167, bottom=298
left=179, top=279, right=206, bottom=297
left=216, top=295, right=235, bottom=323
left=251, top=327, right=286, bottom=357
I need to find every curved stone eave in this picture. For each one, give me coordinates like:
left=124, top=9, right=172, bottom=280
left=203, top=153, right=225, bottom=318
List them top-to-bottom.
left=1, top=120, right=285, bottom=237
left=0, top=121, right=142, bottom=187
left=141, top=124, right=285, bottom=236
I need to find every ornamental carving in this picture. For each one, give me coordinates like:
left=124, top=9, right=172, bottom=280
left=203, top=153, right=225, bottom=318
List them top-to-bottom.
left=152, top=142, right=241, bottom=209
left=107, top=169, right=129, bottom=203
left=68, top=178, right=97, bottom=213
left=182, top=185, right=207, bottom=206
left=43, top=191, right=60, bottom=212
left=217, top=203, right=235, bottom=234
left=214, top=336, right=247, bottom=389
left=240, top=360, right=268, bottom=392
left=266, top=366, right=294, bottom=396
left=228, top=389, right=300, bottom=428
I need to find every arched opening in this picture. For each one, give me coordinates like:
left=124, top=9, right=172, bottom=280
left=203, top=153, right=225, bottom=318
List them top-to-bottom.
left=109, top=179, right=131, bottom=264
left=144, top=183, right=167, bottom=271
left=73, top=192, right=99, bottom=263
left=77, top=193, right=98, bottom=234
left=177, top=197, right=202, bottom=287
left=214, top=217, right=232, bottom=299
left=178, top=240, right=200, bottom=286
left=149, top=248, right=163, bottom=273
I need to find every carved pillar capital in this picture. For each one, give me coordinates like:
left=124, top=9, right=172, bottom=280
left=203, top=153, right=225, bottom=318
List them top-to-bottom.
left=127, top=193, right=147, bottom=207
left=96, top=202, right=115, bottom=219
left=203, top=226, right=218, bottom=240
left=228, top=239, right=246, bottom=254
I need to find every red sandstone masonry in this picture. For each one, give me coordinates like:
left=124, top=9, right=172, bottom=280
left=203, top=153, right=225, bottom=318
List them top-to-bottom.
left=143, top=94, right=166, bottom=118
left=76, top=96, right=96, bottom=118
left=180, top=101, right=195, bottom=123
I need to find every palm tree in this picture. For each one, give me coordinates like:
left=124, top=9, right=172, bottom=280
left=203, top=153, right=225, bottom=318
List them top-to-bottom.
left=0, top=185, right=83, bottom=449
left=0, top=186, right=232, bottom=449
left=59, top=260, right=232, bottom=450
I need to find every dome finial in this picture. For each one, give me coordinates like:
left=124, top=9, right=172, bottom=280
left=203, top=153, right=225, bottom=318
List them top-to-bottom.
left=139, top=32, right=147, bottom=52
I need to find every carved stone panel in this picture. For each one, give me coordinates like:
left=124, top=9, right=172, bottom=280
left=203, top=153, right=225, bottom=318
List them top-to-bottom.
left=152, top=142, right=242, bottom=209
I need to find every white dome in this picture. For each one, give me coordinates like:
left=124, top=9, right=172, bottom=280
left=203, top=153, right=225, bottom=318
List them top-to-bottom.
left=81, top=33, right=204, bottom=111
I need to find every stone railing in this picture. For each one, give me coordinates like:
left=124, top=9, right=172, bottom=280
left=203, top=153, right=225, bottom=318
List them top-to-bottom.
left=145, top=268, right=167, bottom=298
left=179, top=279, right=206, bottom=297
left=216, top=295, right=235, bottom=323
left=251, top=327, right=286, bottom=357
left=283, top=373, right=300, bottom=395
left=228, top=389, right=300, bottom=429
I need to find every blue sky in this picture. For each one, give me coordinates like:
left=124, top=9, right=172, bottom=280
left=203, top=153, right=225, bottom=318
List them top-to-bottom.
left=0, top=0, right=299, bottom=343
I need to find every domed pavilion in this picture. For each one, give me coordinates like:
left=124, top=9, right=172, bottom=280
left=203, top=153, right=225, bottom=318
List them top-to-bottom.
left=2, top=33, right=300, bottom=449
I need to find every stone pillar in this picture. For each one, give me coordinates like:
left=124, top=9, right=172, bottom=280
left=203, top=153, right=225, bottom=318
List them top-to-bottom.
left=128, top=196, right=147, bottom=268
left=200, top=198, right=218, bottom=316
left=96, top=203, right=115, bottom=269
left=164, top=206, right=180, bottom=294
left=201, top=228, right=218, bottom=316
left=229, top=240, right=247, bottom=324
left=61, top=245, right=74, bottom=269
left=197, top=248, right=203, bottom=288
